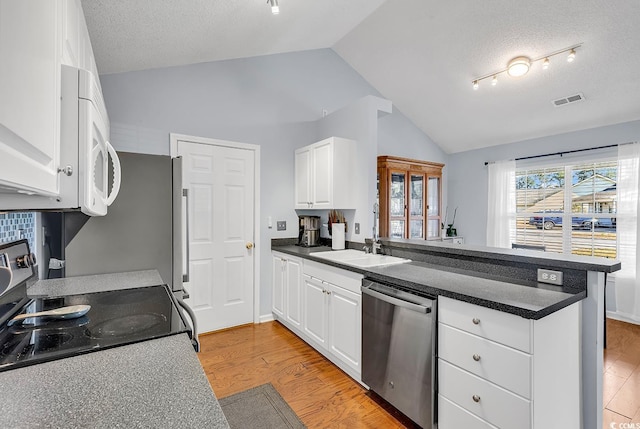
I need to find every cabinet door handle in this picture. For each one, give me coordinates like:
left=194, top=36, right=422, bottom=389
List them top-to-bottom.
left=58, top=165, right=73, bottom=176
left=326, top=290, right=331, bottom=295
left=472, top=318, right=480, bottom=325
left=473, top=354, right=481, bottom=361
left=472, top=395, right=481, bottom=403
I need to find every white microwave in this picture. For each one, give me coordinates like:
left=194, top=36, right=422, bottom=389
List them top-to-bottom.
left=1, top=66, right=121, bottom=215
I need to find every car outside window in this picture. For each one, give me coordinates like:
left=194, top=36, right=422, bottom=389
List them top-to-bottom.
left=515, top=161, right=617, bottom=258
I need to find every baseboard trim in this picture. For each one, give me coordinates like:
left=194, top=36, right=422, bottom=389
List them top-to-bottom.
left=606, top=311, right=640, bottom=325
left=259, top=313, right=275, bottom=324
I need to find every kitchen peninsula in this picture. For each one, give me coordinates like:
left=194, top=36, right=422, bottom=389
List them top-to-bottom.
left=272, top=237, right=620, bottom=429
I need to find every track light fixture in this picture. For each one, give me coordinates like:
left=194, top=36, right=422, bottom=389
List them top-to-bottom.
left=268, top=0, right=279, bottom=15
left=471, top=44, right=582, bottom=90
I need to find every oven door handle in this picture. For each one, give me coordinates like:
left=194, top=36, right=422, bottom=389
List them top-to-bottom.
left=362, top=285, right=432, bottom=314
left=175, top=294, right=200, bottom=352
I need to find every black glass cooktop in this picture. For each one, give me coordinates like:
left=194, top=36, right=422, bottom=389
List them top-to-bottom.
left=0, top=285, right=190, bottom=372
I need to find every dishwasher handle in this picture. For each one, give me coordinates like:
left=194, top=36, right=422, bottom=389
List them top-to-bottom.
left=362, top=284, right=432, bottom=314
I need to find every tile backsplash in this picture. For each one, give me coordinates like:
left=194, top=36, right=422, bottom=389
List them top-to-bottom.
left=0, top=212, right=36, bottom=251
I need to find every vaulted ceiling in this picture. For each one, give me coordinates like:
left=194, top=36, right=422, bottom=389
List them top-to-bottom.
left=82, top=0, right=640, bottom=154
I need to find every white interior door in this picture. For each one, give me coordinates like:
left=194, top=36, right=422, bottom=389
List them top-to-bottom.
left=178, top=140, right=255, bottom=333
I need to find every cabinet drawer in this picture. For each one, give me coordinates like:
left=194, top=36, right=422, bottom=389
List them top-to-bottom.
left=303, top=260, right=363, bottom=294
left=439, top=296, right=531, bottom=353
left=438, top=324, right=531, bottom=398
left=439, top=360, right=531, bottom=429
left=438, top=394, right=498, bottom=429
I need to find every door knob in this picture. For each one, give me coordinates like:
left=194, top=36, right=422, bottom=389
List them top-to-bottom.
left=246, top=242, right=254, bottom=249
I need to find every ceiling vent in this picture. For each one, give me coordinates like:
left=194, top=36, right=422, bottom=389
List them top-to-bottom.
left=552, top=93, right=585, bottom=107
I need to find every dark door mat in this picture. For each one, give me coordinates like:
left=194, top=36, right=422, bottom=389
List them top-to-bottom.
left=219, top=383, right=307, bottom=429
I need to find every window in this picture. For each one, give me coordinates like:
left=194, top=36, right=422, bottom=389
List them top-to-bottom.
left=515, top=160, right=618, bottom=258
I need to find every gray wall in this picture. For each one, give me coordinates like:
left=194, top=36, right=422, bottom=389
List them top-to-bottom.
left=100, top=48, right=443, bottom=318
left=447, top=119, right=640, bottom=246
left=65, top=153, right=174, bottom=285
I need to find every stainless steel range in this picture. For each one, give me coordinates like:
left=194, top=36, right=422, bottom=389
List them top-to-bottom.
left=0, top=239, right=193, bottom=372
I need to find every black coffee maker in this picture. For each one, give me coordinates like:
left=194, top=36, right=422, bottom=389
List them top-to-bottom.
left=298, top=216, right=320, bottom=247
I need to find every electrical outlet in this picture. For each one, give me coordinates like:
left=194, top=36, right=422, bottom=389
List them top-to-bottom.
left=276, top=221, right=286, bottom=231
left=355, top=223, right=360, bottom=234
left=537, top=268, right=563, bottom=286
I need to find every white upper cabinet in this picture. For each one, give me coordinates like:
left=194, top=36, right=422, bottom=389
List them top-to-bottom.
left=0, top=0, right=100, bottom=198
left=0, top=0, right=62, bottom=196
left=61, top=0, right=81, bottom=68
left=62, top=0, right=99, bottom=80
left=294, top=137, right=356, bottom=210
left=294, top=147, right=312, bottom=208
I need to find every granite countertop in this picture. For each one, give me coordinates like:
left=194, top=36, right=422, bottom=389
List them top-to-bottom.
left=380, top=237, right=621, bottom=273
left=272, top=245, right=586, bottom=319
left=364, top=261, right=584, bottom=319
left=0, top=270, right=229, bottom=429
left=27, top=270, right=166, bottom=297
left=0, top=335, right=228, bottom=429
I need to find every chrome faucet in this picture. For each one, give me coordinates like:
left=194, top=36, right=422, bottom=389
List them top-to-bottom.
left=372, top=203, right=382, bottom=255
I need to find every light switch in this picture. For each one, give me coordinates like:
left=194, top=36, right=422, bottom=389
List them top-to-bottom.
left=355, top=223, right=360, bottom=234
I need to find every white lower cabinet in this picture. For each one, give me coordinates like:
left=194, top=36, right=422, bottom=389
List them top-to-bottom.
left=271, top=252, right=302, bottom=329
left=272, top=253, right=363, bottom=382
left=303, top=273, right=362, bottom=375
left=302, top=275, right=328, bottom=347
left=327, top=284, right=361, bottom=372
left=437, top=296, right=580, bottom=429
left=438, top=395, right=498, bottom=429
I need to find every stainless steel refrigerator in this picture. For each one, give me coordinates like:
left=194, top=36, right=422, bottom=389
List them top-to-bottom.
left=40, top=152, right=186, bottom=294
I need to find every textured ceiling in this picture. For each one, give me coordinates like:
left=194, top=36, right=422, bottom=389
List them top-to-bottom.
left=81, top=0, right=640, bottom=154
left=81, top=0, right=387, bottom=74
left=333, top=0, right=640, bottom=153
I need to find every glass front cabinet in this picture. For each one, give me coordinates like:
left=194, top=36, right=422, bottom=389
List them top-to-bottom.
left=378, top=156, right=444, bottom=240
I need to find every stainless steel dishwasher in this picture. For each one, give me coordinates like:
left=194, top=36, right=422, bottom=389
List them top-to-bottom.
left=362, top=279, right=436, bottom=429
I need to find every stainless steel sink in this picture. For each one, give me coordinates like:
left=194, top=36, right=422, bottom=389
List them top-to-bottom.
left=311, top=250, right=411, bottom=268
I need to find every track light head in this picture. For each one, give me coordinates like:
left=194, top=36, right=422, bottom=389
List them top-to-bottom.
left=269, top=0, right=279, bottom=15
left=542, top=57, right=550, bottom=70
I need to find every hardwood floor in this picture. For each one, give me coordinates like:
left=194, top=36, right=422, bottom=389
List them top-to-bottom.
left=198, top=318, right=640, bottom=428
left=604, top=318, right=640, bottom=427
left=198, top=321, right=415, bottom=428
